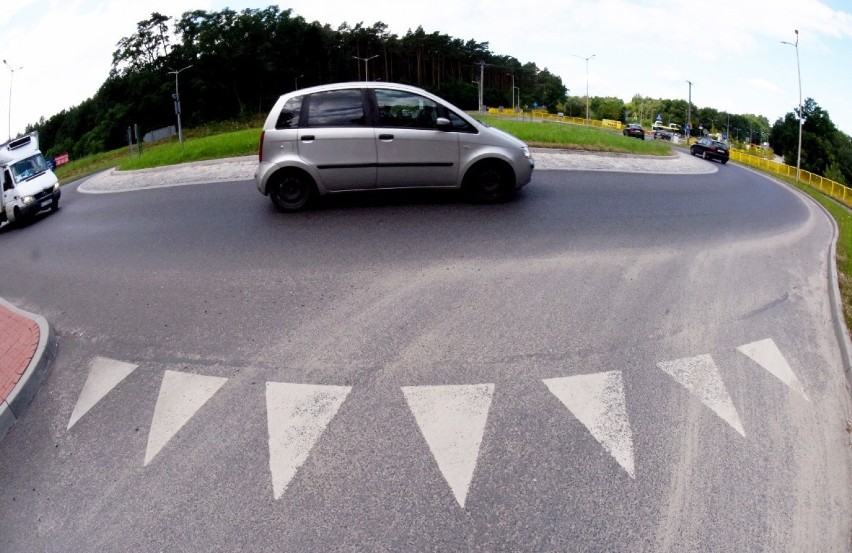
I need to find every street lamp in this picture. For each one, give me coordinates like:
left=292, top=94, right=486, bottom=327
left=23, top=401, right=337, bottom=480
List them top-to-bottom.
left=781, top=30, right=803, bottom=182
left=572, top=53, right=595, bottom=123
left=352, top=55, right=378, bottom=81
left=3, top=59, right=23, bottom=141
left=168, top=64, right=193, bottom=146
left=507, top=74, right=515, bottom=114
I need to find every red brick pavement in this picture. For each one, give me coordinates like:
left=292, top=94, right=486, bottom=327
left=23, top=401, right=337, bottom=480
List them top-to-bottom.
left=0, top=303, right=40, bottom=402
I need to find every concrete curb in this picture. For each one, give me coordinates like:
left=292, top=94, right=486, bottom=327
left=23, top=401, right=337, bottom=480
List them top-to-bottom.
left=734, top=161, right=852, bottom=381
left=0, top=297, right=56, bottom=441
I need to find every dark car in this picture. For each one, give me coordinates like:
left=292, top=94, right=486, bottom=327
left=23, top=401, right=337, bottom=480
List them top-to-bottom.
left=623, top=123, right=645, bottom=140
left=654, top=129, right=673, bottom=140
left=690, top=138, right=729, bottom=164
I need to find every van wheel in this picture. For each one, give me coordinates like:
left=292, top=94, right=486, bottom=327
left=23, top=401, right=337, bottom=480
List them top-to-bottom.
left=465, top=161, right=513, bottom=203
left=269, top=170, right=315, bottom=212
left=51, top=199, right=59, bottom=211
left=12, top=206, right=25, bottom=226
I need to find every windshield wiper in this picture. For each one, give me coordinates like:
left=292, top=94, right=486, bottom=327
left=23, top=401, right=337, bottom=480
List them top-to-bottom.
left=24, top=170, right=46, bottom=182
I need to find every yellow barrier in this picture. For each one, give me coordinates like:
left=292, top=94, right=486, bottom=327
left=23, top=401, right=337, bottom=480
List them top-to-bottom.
left=483, top=108, right=625, bottom=130
left=730, top=149, right=852, bottom=207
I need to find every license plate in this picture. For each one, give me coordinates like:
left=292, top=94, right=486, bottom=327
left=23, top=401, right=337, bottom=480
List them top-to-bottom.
left=40, top=199, right=51, bottom=208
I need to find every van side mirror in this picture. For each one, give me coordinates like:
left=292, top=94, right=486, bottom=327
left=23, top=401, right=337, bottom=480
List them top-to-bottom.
left=436, top=117, right=451, bottom=130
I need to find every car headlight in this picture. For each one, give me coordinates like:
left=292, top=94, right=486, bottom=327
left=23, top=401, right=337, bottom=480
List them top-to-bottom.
left=522, top=145, right=532, bottom=160
left=54, top=182, right=60, bottom=191
left=22, top=195, right=35, bottom=205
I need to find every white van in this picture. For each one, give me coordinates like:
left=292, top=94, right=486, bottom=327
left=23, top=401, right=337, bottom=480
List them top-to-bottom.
left=0, top=133, right=61, bottom=226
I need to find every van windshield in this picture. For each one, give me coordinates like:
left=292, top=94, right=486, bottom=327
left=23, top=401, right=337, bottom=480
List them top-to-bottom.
left=11, top=154, right=49, bottom=183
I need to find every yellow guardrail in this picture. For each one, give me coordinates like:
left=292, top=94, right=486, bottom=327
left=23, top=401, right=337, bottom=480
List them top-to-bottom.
left=486, top=108, right=625, bottom=130
left=730, top=149, right=852, bottom=207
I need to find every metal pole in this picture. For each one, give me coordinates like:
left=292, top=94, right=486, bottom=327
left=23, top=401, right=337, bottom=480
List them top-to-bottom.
left=782, top=30, right=803, bottom=182
left=572, top=54, right=595, bottom=124
left=352, top=55, right=378, bottom=81
left=3, top=60, right=23, bottom=141
left=168, top=65, right=193, bottom=146
left=508, top=74, right=514, bottom=114
left=686, top=80, right=693, bottom=145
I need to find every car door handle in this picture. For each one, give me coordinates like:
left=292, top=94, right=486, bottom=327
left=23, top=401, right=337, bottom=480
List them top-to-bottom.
left=378, top=134, right=394, bottom=141
left=300, top=135, right=315, bottom=142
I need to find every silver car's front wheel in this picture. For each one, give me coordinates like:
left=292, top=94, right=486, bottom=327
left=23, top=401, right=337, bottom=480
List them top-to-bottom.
left=465, top=161, right=514, bottom=203
left=269, top=170, right=315, bottom=212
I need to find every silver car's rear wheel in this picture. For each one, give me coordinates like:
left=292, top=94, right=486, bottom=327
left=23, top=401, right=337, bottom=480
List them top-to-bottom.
left=269, top=170, right=315, bottom=212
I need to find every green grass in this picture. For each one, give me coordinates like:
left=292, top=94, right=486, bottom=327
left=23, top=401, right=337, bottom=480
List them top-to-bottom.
left=477, top=115, right=672, bottom=156
left=118, top=128, right=260, bottom=171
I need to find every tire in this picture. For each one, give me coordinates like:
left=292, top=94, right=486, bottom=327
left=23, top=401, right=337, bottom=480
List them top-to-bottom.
left=721, top=159, right=728, bottom=165
left=464, top=161, right=513, bottom=203
left=269, top=170, right=315, bottom=212
left=50, top=199, right=59, bottom=211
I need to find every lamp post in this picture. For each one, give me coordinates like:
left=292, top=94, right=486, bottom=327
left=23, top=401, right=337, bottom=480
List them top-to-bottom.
left=781, top=30, right=803, bottom=182
left=572, top=53, right=595, bottom=124
left=352, top=55, right=378, bottom=81
left=3, top=59, right=23, bottom=141
left=168, top=64, right=193, bottom=146
left=507, top=74, right=514, bottom=114
left=686, top=80, right=693, bottom=144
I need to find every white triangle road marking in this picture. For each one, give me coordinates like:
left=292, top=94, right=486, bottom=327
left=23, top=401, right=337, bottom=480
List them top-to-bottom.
left=737, top=338, right=809, bottom=401
left=657, top=354, right=745, bottom=437
left=67, top=356, right=138, bottom=430
left=144, top=370, right=228, bottom=466
left=543, top=371, right=635, bottom=478
left=266, top=382, right=352, bottom=501
left=402, top=383, right=494, bottom=508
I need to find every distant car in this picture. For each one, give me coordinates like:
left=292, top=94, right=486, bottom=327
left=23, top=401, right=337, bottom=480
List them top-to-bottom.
left=256, top=82, right=534, bottom=211
left=623, top=123, right=645, bottom=140
left=654, top=130, right=673, bottom=140
left=690, top=138, right=730, bottom=164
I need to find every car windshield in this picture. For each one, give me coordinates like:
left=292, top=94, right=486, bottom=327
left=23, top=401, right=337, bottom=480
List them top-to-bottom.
left=10, top=154, right=49, bottom=182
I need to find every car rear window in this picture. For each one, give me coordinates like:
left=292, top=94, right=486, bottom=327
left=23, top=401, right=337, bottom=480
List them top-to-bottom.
left=305, top=90, right=366, bottom=127
left=275, top=96, right=303, bottom=129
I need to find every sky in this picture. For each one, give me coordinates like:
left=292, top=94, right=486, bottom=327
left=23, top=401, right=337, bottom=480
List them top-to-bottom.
left=1, top=0, right=851, bottom=141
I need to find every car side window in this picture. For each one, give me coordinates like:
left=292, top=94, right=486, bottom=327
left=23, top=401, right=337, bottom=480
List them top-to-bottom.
left=375, top=89, right=439, bottom=129
left=305, top=90, right=366, bottom=127
left=275, top=96, right=303, bottom=129
left=447, top=111, right=475, bottom=132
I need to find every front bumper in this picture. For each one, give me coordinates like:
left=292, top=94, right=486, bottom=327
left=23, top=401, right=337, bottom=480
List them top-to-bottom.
left=20, top=188, right=60, bottom=217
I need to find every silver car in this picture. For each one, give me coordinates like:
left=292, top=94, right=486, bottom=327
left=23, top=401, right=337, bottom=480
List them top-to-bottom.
left=256, top=82, right=534, bottom=211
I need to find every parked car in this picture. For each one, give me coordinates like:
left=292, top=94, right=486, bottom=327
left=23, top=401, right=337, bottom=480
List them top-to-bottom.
left=256, top=82, right=535, bottom=211
left=623, top=123, right=645, bottom=140
left=654, top=130, right=673, bottom=140
left=690, top=137, right=730, bottom=164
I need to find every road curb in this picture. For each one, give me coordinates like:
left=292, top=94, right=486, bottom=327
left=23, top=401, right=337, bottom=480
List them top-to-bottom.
left=735, top=161, right=852, bottom=382
left=0, top=297, right=56, bottom=441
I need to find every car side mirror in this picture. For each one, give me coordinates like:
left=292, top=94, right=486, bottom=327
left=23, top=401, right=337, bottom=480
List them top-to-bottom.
left=436, top=117, right=451, bottom=129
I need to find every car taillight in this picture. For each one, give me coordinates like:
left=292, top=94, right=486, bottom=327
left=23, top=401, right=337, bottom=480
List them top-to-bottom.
left=258, top=131, right=265, bottom=163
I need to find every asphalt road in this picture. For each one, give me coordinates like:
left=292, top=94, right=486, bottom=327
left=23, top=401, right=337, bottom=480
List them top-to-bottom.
left=1, top=163, right=851, bottom=552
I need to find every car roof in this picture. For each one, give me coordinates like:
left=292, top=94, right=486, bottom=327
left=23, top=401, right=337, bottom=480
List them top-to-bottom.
left=282, top=81, right=432, bottom=97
